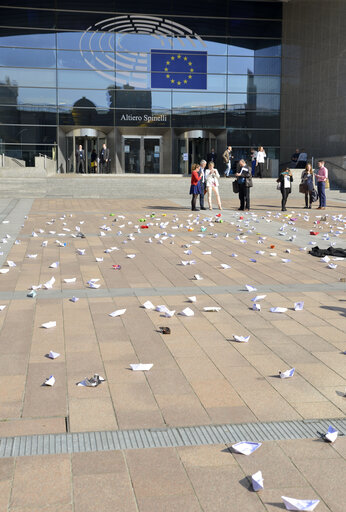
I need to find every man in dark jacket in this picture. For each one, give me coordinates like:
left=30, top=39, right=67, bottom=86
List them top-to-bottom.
left=99, top=143, right=110, bottom=174
left=76, top=145, right=85, bottom=173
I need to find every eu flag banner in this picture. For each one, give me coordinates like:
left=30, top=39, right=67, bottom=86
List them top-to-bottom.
left=151, top=50, right=207, bottom=90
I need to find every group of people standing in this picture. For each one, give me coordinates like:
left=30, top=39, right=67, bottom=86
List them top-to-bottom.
left=75, top=143, right=110, bottom=174
left=222, top=145, right=267, bottom=178
left=190, top=157, right=329, bottom=212
left=190, top=158, right=253, bottom=211
left=190, top=160, right=222, bottom=211
left=277, top=160, right=329, bottom=211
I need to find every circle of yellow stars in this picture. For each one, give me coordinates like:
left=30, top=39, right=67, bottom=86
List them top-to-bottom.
left=164, top=54, right=194, bottom=86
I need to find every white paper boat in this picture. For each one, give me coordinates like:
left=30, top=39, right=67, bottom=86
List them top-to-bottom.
left=77, top=249, right=85, bottom=255
left=127, top=254, right=136, bottom=259
left=49, top=262, right=59, bottom=268
left=220, top=264, right=231, bottom=269
left=0, top=269, right=10, bottom=274
left=194, top=274, right=203, bottom=280
left=43, top=276, right=55, bottom=289
left=64, top=278, right=76, bottom=283
left=251, top=295, right=266, bottom=302
left=70, top=296, right=79, bottom=302
left=188, top=296, right=197, bottom=303
left=142, top=300, right=155, bottom=310
left=294, top=302, right=304, bottom=311
left=253, top=303, right=261, bottom=311
left=180, top=307, right=194, bottom=317
left=203, top=307, right=221, bottom=312
left=270, top=307, right=287, bottom=313
left=109, top=309, right=126, bottom=317
left=41, top=321, right=56, bottom=329
left=233, top=335, right=250, bottom=343
left=48, top=351, right=60, bottom=359
left=130, top=363, right=153, bottom=371
left=279, top=367, right=295, bottom=378
left=44, top=375, right=55, bottom=386
left=324, top=425, right=338, bottom=443
left=232, top=442, right=262, bottom=456
left=251, top=470, right=264, bottom=491
left=281, top=496, right=320, bottom=511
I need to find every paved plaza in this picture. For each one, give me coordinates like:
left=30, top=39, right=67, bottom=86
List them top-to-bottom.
left=0, top=189, right=345, bottom=511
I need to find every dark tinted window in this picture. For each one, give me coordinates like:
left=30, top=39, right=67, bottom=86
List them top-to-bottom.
left=0, top=124, right=57, bottom=143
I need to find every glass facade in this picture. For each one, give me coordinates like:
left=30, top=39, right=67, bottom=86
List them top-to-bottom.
left=0, top=1, right=282, bottom=173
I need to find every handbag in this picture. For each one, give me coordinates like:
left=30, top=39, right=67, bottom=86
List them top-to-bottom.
left=245, top=176, right=253, bottom=188
left=325, top=178, right=330, bottom=189
left=232, top=179, right=239, bottom=193
left=276, top=182, right=281, bottom=190
left=299, top=183, right=306, bottom=194
left=311, top=188, right=318, bottom=202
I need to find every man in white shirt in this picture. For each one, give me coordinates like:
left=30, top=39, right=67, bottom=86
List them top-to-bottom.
left=256, top=146, right=266, bottom=178
left=198, top=160, right=207, bottom=210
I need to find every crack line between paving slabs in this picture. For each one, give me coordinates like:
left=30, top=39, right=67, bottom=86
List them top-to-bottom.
left=0, top=417, right=345, bottom=458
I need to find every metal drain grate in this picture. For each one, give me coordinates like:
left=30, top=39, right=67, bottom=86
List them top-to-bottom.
left=1, top=417, right=345, bottom=458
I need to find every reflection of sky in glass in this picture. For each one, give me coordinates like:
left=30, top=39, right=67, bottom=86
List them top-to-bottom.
left=0, top=32, right=56, bottom=48
left=116, top=33, right=172, bottom=52
left=0, top=48, right=56, bottom=68
left=0, top=67, right=56, bottom=87
left=173, top=92, right=225, bottom=108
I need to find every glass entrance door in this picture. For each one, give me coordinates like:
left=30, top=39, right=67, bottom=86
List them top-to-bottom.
left=177, top=131, right=217, bottom=174
left=123, top=136, right=161, bottom=173
left=124, top=138, right=141, bottom=173
left=144, top=138, right=160, bottom=173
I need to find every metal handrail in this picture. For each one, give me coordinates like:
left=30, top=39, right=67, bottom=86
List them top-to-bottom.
left=323, top=160, right=346, bottom=172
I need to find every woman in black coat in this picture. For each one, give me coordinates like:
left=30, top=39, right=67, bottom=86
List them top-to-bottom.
left=277, top=167, right=293, bottom=211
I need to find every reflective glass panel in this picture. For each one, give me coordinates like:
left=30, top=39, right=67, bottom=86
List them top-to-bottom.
left=0, top=8, right=55, bottom=29
left=0, top=30, right=56, bottom=49
left=57, top=31, right=115, bottom=51
left=116, top=33, right=172, bottom=52
left=173, top=37, right=228, bottom=55
left=228, top=39, right=281, bottom=56
left=0, top=47, right=56, bottom=68
left=206, top=56, right=227, bottom=74
left=228, top=56, right=280, bottom=75
left=0, top=67, right=56, bottom=87
left=57, top=69, right=117, bottom=89
left=228, top=75, right=280, bottom=94
left=0, top=86, right=57, bottom=106
left=58, top=89, right=111, bottom=108
left=114, top=90, right=171, bottom=109
left=172, top=91, right=225, bottom=109
left=227, top=93, right=280, bottom=111
left=0, top=105, right=57, bottom=125
left=58, top=107, right=114, bottom=126
left=226, top=110, right=280, bottom=129
left=0, top=125, right=57, bottom=143
left=227, top=128, right=280, bottom=146
left=0, top=144, right=55, bottom=166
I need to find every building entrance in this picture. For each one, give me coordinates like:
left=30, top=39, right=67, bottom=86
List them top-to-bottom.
left=65, top=128, right=107, bottom=173
left=177, top=130, right=217, bottom=174
left=122, top=136, right=162, bottom=173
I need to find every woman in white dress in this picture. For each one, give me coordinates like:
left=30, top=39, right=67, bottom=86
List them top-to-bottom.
left=256, top=146, right=266, bottom=178
left=205, top=162, right=222, bottom=210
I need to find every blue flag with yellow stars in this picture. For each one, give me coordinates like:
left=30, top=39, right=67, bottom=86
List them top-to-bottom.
left=151, top=50, right=207, bottom=89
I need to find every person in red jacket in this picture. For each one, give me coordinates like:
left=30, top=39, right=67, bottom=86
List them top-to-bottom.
left=189, top=163, right=201, bottom=211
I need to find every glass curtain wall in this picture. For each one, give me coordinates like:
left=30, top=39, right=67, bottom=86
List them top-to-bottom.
left=0, top=1, right=282, bottom=169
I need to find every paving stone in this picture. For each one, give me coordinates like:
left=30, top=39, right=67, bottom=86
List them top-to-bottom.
left=10, top=455, right=71, bottom=509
